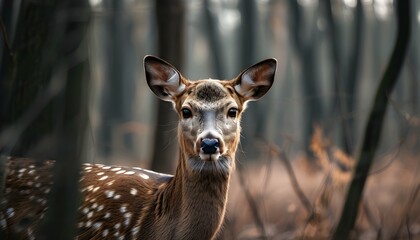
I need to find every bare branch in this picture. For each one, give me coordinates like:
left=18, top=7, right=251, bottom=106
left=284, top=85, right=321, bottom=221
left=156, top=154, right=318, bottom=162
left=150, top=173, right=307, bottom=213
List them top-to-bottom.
left=269, top=144, right=313, bottom=217
left=236, top=164, right=267, bottom=239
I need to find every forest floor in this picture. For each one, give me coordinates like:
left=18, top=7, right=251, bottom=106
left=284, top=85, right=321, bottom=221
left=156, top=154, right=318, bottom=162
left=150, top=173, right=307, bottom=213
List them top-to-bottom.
left=222, top=128, right=420, bottom=240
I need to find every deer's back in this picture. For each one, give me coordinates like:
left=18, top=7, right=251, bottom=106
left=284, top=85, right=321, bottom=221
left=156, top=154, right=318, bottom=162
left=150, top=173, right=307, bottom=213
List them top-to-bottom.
left=2, top=157, right=172, bottom=239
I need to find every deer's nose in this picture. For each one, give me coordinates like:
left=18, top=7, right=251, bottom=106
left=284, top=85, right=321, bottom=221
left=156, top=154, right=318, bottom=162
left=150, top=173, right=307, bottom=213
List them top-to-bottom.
left=201, top=138, right=220, bottom=154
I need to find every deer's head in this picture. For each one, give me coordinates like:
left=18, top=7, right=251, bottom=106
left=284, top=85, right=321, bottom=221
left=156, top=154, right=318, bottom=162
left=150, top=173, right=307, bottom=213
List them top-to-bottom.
left=144, top=56, right=276, bottom=174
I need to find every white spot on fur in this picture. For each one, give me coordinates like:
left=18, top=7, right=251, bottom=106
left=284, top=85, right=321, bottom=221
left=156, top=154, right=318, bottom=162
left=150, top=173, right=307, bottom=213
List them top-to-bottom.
left=111, top=167, right=121, bottom=171
left=116, top=170, right=126, bottom=174
left=124, top=171, right=135, bottom=175
left=97, top=172, right=104, bottom=176
left=139, top=173, right=149, bottom=179
left=99, top=175, right=109, bottom=181
left=106, top=180, right=115, bottom=186
left=130, top=188, right=138, bottom=195
left=105, top=190, right=115, bottom=198
left=114, top=194, right=121, bottom=200
left=120, top=206, right=127, bottom=213
left=83, top=207, right=89, bottom=214
left=6, top=208, right=15, bottom=218
left=104, top=212, right=111, bottom=219
left=124, top=212, right=132, bottom=226
left=93, top=222, right=102, bottom=229
left=132, top=226, right=140, bottom=237
left=102, top=229, right=109, bottom=237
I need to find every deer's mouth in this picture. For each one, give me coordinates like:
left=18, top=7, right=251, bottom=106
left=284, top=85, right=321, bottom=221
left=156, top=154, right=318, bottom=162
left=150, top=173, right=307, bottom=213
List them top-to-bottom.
left=199, top=152, right=221, bottom=161
left=188, top=155, right=232, bottom=176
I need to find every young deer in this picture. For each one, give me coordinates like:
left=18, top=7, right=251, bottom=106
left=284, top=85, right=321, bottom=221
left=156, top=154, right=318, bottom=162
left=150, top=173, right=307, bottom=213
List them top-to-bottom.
left=1, top=56, right=276, bottom=239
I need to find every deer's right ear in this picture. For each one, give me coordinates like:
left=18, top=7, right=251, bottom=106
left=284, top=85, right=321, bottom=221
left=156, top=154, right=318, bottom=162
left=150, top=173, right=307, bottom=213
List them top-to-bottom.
left=144, top=55, right=186, bottom=102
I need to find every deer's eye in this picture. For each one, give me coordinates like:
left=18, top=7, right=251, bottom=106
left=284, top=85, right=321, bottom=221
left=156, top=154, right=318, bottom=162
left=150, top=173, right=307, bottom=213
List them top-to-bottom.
left=181, top=108, right=192, bottom=118
left=227, top=108, right=238, bottom=118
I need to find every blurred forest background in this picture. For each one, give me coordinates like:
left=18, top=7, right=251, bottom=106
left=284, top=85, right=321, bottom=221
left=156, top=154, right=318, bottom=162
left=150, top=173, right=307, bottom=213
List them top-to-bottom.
left=0, top=0, right=419, bottom=239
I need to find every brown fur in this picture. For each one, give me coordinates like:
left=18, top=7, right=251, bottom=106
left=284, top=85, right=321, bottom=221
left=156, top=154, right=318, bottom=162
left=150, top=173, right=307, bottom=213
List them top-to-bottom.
left=1, top=56, right=276, bottom=239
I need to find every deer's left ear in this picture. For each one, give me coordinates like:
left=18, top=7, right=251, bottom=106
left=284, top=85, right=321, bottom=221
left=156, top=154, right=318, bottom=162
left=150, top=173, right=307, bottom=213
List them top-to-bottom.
left=234, top=58, right=277, bottom=101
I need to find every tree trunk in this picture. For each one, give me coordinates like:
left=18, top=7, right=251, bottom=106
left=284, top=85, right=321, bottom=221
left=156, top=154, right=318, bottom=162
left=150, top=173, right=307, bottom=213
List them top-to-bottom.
left=0, top=0, right=91, bottom=238
left=98, top=0, right=136, bottom=159
left=150, top=0, right=185, bottom=173
left=203, top=0, right=226, bottom=79
left=287, top=0, right=323, bottom=157
left=343, top=0, right=363, bottom=155
left=334, top=1, right=411, bottom=238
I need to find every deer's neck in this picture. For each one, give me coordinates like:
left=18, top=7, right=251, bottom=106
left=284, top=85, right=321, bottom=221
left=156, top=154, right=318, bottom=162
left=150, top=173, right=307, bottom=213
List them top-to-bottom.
left=161, top=153, right=232, bottom=239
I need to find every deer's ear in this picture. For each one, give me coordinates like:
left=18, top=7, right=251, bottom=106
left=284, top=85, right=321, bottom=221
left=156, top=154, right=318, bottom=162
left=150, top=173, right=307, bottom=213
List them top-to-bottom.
left=144, top=55, right=186, bottom=102
left=234, top=58, right=277, bottom=101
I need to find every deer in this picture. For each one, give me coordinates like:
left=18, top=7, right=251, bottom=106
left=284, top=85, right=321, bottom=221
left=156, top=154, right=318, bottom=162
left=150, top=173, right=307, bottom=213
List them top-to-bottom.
left=1, top=55, right=277, bottom=239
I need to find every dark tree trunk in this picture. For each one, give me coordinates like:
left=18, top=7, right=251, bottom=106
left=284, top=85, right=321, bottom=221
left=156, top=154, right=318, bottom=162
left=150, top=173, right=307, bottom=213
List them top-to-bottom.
left=0, top=0, right=90, bottom=238
left=98, top=0, right=136, bottom=159
left=150, top=0, right=185, bottom=173
left=203, top=0, right=226, bottom=79
left=237, top=0, right=260, bottom=159
left=287, top=0, right=323, bottom=157
left=323, top=0, right=363, bottom=155
left=343, top=0, right=363, bottom=155
left=334, top=1, right=411, bottom=238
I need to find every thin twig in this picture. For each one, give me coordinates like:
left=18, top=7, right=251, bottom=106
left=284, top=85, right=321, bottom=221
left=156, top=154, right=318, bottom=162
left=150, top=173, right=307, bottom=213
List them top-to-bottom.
left=269, top=144, right=313, bottom=216
left=236, top=164, right=267, bottom=240
left=394, top=184, right=420, bottom=238
left=361, top=198, right=379, bottom=231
